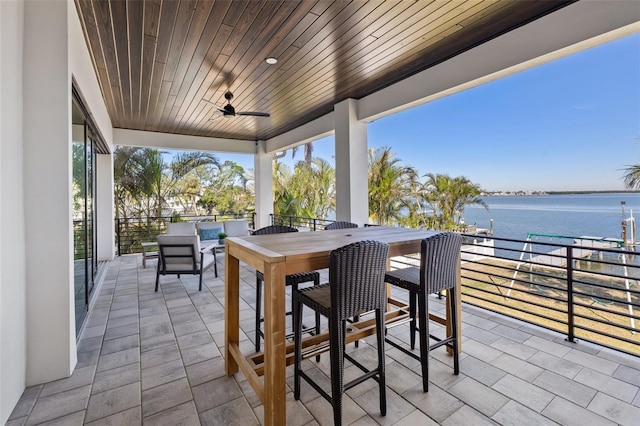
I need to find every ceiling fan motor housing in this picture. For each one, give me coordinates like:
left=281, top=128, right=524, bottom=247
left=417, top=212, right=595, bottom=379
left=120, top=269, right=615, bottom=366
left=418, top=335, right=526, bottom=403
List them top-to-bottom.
left=217, top=91, right=269, bottom=117
left=222, top=104, right=236, bottom=116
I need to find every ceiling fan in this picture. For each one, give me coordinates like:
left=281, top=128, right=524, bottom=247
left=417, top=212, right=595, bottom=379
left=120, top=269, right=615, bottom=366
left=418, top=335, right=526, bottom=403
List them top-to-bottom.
left=211, top=91, right=270, bottom=118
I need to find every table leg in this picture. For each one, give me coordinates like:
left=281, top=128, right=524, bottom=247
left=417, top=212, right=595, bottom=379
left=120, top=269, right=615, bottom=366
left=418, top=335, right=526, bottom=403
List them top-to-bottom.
left=225, top=250, right=240, bottom=376
left=262, top=262, right=287, bottom=426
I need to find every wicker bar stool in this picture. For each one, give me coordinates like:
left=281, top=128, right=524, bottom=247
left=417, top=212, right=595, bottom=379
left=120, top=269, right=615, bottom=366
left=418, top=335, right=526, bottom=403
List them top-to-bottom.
left=324, top=220, right=360, bottom=345
left=324, top=221, right=358, bottom=230
left=253, top=225, right=320, bottom=353
left=384, top=232, right=462, bottom=392
left=293, top=240, right=389, bottom=426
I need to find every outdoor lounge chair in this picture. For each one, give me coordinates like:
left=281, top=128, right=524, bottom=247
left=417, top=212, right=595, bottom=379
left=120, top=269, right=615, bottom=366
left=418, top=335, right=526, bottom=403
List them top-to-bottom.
left=155, top=234, right=215, bottom=292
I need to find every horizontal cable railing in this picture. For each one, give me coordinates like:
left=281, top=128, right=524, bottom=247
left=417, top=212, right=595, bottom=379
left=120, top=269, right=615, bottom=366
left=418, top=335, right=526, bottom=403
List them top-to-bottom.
left=115, top=213, right=255, bottom=256
left=270, top=214, right=337, bottom=231
left=391, top=234, right=639, bottom=355
left=459, top=235, right=639, bottom=355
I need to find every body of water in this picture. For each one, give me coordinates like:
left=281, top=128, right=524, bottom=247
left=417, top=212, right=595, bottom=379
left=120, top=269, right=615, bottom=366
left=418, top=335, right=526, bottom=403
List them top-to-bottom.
left=462, top=192, right=640, bottom=243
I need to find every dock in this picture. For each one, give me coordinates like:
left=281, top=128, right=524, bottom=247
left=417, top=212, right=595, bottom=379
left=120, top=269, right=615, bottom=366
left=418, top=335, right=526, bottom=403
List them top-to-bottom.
left=528, top=235, right=623, bottom=267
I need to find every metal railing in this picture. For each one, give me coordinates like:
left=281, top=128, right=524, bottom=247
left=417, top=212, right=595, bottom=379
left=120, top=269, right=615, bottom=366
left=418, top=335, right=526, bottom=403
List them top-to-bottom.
left=115, top=213, right=255, bottom=255
left=270, top=214, right=338, bottom=230
left=270, top=215, right=639, bottom=355
left=391, top=235, right=640, bottom=356
left=459, top=235, right=639, bottom=355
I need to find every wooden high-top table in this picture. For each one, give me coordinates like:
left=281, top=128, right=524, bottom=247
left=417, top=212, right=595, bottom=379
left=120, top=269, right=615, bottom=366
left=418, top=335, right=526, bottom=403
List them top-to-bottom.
left=224, top=226, right=461, bottom=426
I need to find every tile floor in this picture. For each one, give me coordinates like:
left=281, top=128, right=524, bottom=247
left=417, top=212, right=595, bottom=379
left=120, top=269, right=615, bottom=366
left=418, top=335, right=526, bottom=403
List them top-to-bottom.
left=7, top=254, right=640, bottom=425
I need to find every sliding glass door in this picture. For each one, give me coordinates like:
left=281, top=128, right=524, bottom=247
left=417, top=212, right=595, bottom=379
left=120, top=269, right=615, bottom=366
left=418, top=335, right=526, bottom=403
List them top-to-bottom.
left=72, top=101, right=97, bottom=335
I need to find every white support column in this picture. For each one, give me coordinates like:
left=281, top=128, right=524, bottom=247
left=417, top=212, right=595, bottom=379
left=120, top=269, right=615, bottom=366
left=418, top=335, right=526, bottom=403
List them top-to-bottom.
left=23, top=0, right=76, bottom=385
left=334, top=99, right=369, bottom=226
left=254, top=140, right=273, bottom=229
left=96, top=153, right=114, bottom=260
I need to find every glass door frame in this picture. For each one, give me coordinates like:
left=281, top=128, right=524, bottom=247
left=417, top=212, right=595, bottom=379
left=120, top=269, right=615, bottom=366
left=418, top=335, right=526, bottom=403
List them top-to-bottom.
left=72, top=88, right=105, bottom=336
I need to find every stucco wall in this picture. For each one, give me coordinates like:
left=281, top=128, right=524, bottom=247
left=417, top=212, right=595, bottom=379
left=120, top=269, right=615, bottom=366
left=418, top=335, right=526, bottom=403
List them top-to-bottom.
left=0, top=0, right=27, bottom=423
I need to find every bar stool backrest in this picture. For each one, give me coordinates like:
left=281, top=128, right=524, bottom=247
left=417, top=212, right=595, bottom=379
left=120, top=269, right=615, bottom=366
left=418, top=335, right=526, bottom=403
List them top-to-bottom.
left=325, top=221, right=358, bottom=230
left=252, top=225, right=298, bottom=235
left=420, top=232, right=463, bottom=294
left=330, top=240, right=389, bottom=320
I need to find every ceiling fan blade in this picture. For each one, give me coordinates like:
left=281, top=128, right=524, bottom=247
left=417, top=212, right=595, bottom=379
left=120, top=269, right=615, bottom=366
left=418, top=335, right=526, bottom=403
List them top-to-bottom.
left=237, top=111, right=270, bottom=117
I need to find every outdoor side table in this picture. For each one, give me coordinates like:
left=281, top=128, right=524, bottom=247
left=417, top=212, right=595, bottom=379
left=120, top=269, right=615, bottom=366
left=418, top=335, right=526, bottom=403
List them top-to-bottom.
left=141, top=242, right=159, bottom=268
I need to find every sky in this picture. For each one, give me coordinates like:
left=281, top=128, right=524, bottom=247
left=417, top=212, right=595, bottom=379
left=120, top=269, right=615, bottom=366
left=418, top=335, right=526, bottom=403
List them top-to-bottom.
left=210, top=32, right=640, bottom=193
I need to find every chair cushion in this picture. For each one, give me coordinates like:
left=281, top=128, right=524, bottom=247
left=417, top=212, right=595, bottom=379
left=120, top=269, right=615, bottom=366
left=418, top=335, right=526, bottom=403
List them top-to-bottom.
left=223, top=220, right=249, bottom=237
left=166, top=222, right=196, bottom=234
left=200, top=227, right=222, bottom=241
left=157, top=234, right=200, bottom=267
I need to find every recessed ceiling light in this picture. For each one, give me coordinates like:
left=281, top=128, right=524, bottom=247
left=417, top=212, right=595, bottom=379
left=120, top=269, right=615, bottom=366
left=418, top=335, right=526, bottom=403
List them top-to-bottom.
left=265, top=57, right=278, bottom=65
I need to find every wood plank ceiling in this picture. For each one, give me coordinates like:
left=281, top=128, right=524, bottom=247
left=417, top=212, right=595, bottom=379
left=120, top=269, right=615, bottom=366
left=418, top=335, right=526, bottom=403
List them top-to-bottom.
left=74, top=0, right=574, bottom=142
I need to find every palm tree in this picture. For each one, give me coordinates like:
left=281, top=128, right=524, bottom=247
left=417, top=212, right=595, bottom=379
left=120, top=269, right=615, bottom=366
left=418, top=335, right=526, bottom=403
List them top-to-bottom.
left=290, top=142, right=314, bottom=165
left=113, top=146, right=154, bottom=221
left=368, top=147, right=419, bottom=225
left=114, top=148, right=217, bottom=220
left=164, top=152, right=218, bottom=216
left=273, top=158, right=336, bottom=220
left=294, top=158, right=335, bottom=219
left=309, top=158, right=336, bottom=219
left=198, top=160, right=253, bottom=214
left=273, top=162, right=300, bottom=216
left=622, top=164, right=640, bottom=190
left=421, top=173, right=488, bottom=230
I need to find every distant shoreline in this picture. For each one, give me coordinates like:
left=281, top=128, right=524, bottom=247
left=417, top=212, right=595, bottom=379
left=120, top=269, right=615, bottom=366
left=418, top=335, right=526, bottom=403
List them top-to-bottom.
left=484, top=190, right=640, bottom=196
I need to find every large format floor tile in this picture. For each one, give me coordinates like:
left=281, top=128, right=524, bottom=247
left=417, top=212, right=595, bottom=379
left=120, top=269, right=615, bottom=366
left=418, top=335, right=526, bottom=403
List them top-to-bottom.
left=8, top=255, right=640, bottom=425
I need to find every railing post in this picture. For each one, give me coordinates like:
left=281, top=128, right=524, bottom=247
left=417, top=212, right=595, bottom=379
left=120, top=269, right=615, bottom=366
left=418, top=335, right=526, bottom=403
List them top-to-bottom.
left=116, top=218, right=122, bottom=256
left=313, top=218, right=317, bottom=231
left=566, top=247, right=575, bottom=343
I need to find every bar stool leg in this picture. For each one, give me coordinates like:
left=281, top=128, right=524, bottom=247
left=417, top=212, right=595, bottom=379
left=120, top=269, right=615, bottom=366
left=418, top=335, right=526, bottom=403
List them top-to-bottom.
left=313, top=276, right=321, bottom=338
left=417, top=289, right=430, bottom=392
left=449, top=289, right=460, bottom=375
left=293, top=291, right=303, bottom=400
left=409, top=293, right=417, bottom=350
left=375, top=309, right=387, bottom=416
left=330, top=320, right=346, bottom=426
